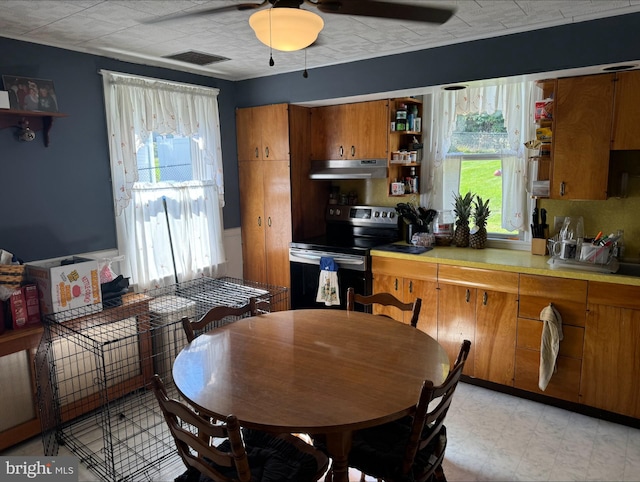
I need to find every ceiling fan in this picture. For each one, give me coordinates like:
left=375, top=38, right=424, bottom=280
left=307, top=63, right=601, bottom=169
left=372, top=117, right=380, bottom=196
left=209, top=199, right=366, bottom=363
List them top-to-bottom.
left=147, top=0, right=456, bottom=52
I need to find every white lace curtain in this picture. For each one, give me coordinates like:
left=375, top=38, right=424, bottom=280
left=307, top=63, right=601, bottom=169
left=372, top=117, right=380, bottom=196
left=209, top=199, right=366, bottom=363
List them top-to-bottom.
left=101, top=70, right=225, bottom=289
left=424, top=81, right=538, bottom=233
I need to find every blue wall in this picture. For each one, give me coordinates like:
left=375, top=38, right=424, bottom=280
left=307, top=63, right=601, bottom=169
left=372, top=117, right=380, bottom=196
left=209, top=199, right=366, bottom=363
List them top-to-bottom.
left=1, top=13, right=639, bottom=261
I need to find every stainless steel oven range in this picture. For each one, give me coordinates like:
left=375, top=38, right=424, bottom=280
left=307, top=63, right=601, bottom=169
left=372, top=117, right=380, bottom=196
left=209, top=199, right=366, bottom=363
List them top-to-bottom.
left=289, top=205, right=400, bottom=310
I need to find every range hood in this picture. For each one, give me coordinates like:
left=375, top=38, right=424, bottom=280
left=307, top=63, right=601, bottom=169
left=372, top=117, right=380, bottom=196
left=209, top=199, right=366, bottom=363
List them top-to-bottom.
left=309, top=159, right=388, bottom=180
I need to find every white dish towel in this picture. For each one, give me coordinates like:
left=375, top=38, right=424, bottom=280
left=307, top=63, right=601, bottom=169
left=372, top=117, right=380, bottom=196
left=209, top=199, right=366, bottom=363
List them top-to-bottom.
left=316, top=257, right=340, bottom=306
left=539, top=303, right=563, bottom=391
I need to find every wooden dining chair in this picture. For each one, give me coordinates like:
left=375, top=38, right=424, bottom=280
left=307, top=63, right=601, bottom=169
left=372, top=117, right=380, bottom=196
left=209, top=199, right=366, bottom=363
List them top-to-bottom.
left=347, top=287, right=422, bottom=328
left=182, top=298, right=257, bottom=342
left=349, top=340, right=471, bottom=482
left=151, top=375, right=329, bottom=482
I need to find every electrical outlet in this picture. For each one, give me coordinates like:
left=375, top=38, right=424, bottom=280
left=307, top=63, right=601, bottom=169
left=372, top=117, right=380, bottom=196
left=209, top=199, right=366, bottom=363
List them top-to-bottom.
left=554, top=216, right=565, bottom=233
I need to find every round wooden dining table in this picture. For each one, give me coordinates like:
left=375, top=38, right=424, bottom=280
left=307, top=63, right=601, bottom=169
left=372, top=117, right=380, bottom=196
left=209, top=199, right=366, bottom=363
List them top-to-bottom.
left=172, top=308, right=450, bottom=482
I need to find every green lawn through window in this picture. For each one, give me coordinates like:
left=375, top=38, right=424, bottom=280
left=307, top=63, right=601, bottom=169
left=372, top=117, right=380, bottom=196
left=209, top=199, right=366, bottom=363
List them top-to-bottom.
left=459, top=159, right=511, bottom=235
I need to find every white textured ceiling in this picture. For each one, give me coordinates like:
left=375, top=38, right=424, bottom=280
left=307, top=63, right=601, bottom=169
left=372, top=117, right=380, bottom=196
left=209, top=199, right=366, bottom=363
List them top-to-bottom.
left=1, top=0, right=640, bottom=81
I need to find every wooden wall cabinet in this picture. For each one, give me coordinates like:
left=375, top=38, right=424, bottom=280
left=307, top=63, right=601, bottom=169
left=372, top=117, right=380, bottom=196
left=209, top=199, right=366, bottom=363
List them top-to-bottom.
left=611, top=70, right=640, bottom=150
left=551, top=73, right=614, bottom=200
left=310, top=100, right=388, bottom=160
left=371, top=257, right=437, bottom=338
left=437, top=265, right=518, bottom=384
left=515, top=274, right=587, bottom=402
left=582, top=282, right=640, bottom=418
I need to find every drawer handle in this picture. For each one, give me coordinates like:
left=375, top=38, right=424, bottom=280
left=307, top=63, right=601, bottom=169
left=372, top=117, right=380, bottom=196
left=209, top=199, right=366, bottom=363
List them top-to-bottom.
left=339, top=145, right=344, bottom=157
left=351, top=145, right=356, bottom=157
left=265, top=146, right=270, bottom=158
left=255, top=147, right=259, bottom=159
left=560, top=181, right=565, bottom=196
left=258, top=216, right=262, bottom=227
left=395, top=278, right=398, bottom=291
left=409, top=280, right=413, bottom=293
left=465, top=289, right=470, bottom=303
left=483, top=291, right=488, bottom=305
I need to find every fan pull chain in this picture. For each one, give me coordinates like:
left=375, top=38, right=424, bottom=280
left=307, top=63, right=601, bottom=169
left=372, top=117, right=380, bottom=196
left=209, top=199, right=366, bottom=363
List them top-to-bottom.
left=268, top=8, right=274, bottom=66
left=303, top=48, right=308, bottom=78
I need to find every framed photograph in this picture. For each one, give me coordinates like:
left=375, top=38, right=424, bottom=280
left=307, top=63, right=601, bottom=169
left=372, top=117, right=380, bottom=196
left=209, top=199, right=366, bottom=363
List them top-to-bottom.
left=2, top=75, right=59, bottom=112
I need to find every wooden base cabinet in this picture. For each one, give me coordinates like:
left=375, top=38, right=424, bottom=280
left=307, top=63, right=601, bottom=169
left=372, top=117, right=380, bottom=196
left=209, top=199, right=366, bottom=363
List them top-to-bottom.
left=371, top=258, right=437, bottom=337
left=437, top=265, right=518, bottom=384
left=515, top=274, right=587, bottom=402
left=582, top=282, right=640, bottom=418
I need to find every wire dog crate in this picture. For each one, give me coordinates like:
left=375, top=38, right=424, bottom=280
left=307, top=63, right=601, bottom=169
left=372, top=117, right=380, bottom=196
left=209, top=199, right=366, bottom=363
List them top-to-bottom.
left=36, top=277, right=288, bottom=482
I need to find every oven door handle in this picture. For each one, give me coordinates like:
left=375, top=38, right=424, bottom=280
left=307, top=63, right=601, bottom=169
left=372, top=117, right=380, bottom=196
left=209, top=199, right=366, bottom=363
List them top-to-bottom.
left=290, top=252, right=365, bottom=267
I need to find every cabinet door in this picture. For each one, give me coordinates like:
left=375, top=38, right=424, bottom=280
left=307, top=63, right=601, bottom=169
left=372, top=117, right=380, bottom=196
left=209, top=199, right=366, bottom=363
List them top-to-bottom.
left=611, top=70, right=640, bottom=150
left=552, top=74, right=614, bottom=200
left=348, top=100, right=388, bottom=159
left=260, top=104, right=290, bottom=160
left=310, top=104, right=345, bottom=159
left=236, top=108, right=261, bottom=161
left=263, top=160, right=292, bottom=289
left=238, top=161, right=267, bottom=283
left=372, top=274, right=405, bottom=321
left=404, top=278, right=437, bottom=338
left=437, top=283, right=476, bottom=376
left=474, top=289, right=516, bottom=386
left=582, top=304, right=640, bottom=418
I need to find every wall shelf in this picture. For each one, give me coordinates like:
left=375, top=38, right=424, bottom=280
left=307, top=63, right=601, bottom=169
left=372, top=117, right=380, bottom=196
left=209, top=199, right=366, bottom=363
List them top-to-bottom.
left=0, top=109, right=68, bottom=147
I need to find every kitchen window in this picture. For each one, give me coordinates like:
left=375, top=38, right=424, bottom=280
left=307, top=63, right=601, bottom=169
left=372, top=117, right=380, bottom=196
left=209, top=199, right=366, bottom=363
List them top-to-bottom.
left=101, top=70, right=226, bottom=289
left=427, top=80, right=538, bottom=247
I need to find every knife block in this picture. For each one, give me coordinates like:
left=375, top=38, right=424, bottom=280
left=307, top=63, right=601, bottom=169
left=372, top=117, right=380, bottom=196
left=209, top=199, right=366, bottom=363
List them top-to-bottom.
left=531, top=238, right=548, bottom=256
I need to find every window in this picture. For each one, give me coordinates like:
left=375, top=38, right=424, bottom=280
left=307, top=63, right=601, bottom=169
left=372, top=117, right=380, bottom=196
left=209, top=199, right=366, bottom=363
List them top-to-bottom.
left=101, top=71, right=225, bottom=289
left=429, top=81, right=537, bottom=246
left=450, top=112, right=517, bottom=238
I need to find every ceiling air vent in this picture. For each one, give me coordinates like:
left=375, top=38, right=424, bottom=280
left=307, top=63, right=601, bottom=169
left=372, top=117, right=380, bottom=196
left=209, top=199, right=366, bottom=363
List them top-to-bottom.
left=163, top=51, right=229, bottom=66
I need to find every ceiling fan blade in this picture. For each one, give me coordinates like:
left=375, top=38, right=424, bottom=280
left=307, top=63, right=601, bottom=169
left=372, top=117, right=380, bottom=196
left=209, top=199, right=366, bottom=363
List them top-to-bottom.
left=314, top=0, right=455, bottom=24
left=143, top=1, right=268, bottom=24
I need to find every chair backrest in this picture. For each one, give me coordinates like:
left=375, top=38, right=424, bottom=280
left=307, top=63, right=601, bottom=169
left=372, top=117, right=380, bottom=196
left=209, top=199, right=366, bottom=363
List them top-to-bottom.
left=347, top=286, right=422, bottom=327
left=182, top=298, right=257, bottom=342
left=402, top=339, right=471, bottom=480
left=151, top=375, right=252, bottom=482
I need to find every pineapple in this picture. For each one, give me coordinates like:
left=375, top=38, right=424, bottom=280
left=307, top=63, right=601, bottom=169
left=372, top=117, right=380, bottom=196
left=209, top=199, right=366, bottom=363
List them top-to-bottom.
left=452, top=191, right=473, bottom=247
left=470, top=197, right=491, bottom=249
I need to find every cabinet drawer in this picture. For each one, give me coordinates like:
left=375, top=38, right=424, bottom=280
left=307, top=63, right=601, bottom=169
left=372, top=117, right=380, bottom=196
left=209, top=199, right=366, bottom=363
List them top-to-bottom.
left=372, top=257, right=437, bottom=282
left=438, top=265, right=518, bottom=294
left=519, top=274, right=587, bottom=326
left=588, top=281, right=640, bottom=310
left=516, top=318, right=584, bottom=359
left=514, top=348, right=581, bottom=403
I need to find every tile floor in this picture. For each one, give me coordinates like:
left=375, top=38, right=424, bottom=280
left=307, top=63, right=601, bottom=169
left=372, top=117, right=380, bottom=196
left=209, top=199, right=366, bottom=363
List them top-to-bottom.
left=4, top=382, right=640, bottom=481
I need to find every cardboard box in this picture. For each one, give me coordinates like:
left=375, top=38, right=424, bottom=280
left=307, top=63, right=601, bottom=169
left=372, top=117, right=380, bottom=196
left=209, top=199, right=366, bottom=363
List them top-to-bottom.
left=26, top=257, right=103, bottom=321
left=9, top=284, right=41, bottom=329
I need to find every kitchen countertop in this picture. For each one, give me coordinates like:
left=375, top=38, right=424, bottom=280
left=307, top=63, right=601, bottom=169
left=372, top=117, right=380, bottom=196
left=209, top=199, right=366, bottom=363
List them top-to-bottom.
left=370, top=245, right=640, bottom=287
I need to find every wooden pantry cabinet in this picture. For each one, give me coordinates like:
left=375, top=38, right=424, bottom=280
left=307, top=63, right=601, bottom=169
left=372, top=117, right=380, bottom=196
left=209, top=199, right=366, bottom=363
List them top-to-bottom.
left=551, top=73, right=614, bottom=200
left=310, top=100, right=388, bottom=160
left=237, top=104, right=327, bottom=295
left=371, top=257, right=437, bottom=338
left=437, top=265, right=518, bottom=385
left=515, top=274, right=587, bottom=403
left=582, top=282, right=640, bottom=418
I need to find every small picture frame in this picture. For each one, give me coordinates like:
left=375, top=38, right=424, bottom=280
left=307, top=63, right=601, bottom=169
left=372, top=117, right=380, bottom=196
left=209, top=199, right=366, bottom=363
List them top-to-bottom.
left=2, top=75, right=59, bottom=112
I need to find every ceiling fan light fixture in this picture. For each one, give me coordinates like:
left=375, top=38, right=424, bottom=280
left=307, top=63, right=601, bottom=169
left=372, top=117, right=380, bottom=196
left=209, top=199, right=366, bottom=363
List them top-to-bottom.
left=249, top=8, right=324, bottom=52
